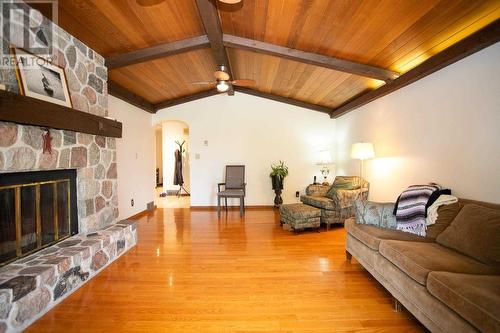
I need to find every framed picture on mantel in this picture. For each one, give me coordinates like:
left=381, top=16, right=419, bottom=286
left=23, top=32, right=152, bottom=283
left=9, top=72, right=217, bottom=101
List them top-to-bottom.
left=12, top=47, right=72, bottom=108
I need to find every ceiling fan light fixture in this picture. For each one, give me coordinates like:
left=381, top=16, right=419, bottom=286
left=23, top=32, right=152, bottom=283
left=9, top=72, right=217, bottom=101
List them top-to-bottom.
left=136, top=0, right=165, bottom=6
left=219, top=0, right=242, bottom=4
left=216, top=81, right=230, bottom=92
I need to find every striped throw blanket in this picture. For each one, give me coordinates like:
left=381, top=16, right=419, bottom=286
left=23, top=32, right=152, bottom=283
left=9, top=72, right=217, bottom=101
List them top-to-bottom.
left=395, top=184, right=442, bottom=236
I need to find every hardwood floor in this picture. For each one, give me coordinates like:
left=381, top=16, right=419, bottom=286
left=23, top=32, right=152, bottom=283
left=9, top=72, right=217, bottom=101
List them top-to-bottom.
left=27, top=208, right=426, bottom=332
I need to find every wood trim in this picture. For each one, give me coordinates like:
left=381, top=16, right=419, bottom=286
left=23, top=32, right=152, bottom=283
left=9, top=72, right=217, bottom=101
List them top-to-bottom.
left=194, top=0, right=234, bottom=95
left=331, top=19, right=500, bottom=119
left=223, top=34, right=399, bottom=82
left=106, top=35, right=211, bottom=69
left=108, top=80, right=156, bottom=114
left=235, top=87, right=331, bottom=115
left=0, top=90, right=123, bottom=138
left=154, top=90, right=220, bottom=111
left=190, top=205, right=275, bottom=211
left=126, top=207, right=156, bottom=220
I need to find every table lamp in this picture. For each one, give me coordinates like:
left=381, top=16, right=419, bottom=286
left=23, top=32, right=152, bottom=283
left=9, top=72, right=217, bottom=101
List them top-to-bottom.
left=317, top=150, right=332, bottom=185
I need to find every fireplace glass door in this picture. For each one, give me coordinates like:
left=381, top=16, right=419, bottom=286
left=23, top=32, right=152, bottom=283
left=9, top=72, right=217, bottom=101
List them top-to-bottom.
left=0, top=170, right=77, bottom=266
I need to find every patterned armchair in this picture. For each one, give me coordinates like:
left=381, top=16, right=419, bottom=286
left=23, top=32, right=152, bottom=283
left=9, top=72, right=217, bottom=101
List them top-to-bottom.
left=300, top=176, right=369, bottom=229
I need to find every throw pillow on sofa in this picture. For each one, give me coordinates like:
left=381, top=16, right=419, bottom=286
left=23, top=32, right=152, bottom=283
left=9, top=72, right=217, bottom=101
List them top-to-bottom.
left=354, top=200, right=397, bottom=229
left=426, top=202, right=462, bottom=239
left=436, top=204, right=500, bottom=266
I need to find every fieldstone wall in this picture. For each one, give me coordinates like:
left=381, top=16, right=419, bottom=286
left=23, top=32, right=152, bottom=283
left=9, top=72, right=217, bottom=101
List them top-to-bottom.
left=1, top=4, right=108, bottom=116
left=0, top=5, right=117, bottom=233
left=0, top=123, right=118, bottom=232
left=0, top=220, right=137, bottom=332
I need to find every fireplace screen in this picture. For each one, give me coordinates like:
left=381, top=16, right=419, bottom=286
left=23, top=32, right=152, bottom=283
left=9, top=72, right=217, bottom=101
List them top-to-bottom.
left=0, top=170, right=78, bottom=266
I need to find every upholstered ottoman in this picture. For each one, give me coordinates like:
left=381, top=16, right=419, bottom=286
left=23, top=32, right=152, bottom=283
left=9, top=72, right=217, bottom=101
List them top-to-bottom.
left=280, top=203, right=321, bottom=232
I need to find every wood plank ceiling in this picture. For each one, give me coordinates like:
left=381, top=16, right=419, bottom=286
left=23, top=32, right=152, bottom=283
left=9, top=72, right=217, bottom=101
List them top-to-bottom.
left=57, top=0, right=500, bottom=116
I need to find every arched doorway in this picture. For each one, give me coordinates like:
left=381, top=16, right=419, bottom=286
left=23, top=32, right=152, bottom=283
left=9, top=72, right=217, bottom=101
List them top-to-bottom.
left=155, top=120, right=190, bottom=208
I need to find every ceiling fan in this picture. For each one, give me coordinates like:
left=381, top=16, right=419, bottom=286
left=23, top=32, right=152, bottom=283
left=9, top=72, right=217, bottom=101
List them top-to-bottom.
left=136, top=0, right=241, bottom=7
left=191, top=66, right=255, bottom=93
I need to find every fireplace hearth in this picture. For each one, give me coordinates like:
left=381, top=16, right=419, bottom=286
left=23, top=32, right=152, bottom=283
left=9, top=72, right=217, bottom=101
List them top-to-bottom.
left=0, top=170, right=78, bottom=266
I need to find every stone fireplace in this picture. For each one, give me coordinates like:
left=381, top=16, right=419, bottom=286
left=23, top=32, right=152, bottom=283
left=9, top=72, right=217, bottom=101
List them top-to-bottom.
left=0, top=1, right=118, bottom=234
left=0, top=5, right=137, bottom=333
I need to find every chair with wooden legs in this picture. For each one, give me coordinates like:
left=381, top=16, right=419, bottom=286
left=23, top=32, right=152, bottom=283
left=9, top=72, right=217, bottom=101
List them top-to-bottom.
left=217, top=165, right=246, bottom=217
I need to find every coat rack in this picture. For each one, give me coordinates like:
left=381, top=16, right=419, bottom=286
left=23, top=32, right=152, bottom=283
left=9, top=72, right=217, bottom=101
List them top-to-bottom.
left=174, top=140, right=190, bottom=197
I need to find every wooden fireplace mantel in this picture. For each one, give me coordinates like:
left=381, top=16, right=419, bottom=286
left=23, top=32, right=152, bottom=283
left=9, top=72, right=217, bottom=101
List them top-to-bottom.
left=0, top=90, right=122, bottom=138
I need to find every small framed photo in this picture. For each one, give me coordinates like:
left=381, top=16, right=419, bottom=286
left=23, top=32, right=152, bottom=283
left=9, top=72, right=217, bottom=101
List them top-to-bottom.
left=12, top=47, right=72, bottom=108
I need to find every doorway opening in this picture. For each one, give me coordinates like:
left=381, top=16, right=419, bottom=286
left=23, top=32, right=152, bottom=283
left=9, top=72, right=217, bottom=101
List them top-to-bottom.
left=155, top=121, right=190, bottom=208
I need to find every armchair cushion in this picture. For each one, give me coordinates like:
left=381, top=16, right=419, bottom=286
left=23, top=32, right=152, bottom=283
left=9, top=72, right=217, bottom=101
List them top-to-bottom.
left=332, top=176, right=361, bottom=190
left=326, top=177, right=360, bottom=200
left=300, top=195, right=336, bottom=210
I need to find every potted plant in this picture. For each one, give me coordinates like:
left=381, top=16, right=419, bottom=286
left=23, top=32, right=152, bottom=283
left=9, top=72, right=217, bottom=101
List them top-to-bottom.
left=270, top=161, right=288, bottom=206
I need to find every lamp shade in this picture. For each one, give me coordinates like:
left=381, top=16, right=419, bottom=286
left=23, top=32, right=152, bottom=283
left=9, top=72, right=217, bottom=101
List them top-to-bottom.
left=351, top=143, right=375, bottom=160
left=317, top=150, right=332, bottom=165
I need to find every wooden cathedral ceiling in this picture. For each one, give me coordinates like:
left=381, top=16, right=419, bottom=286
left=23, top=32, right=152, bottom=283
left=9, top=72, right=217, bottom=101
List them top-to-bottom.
left=58, top=0, right=500, bottom=116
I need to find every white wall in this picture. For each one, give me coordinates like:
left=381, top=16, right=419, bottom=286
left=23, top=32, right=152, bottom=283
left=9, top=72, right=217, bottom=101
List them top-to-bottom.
left=335, top=43, right=500, bottom=203
left=153, top=93, right=335, bottom=206
left=108, top=95, right=156, bottom=218
left=162, top=121, right=190, bottom=191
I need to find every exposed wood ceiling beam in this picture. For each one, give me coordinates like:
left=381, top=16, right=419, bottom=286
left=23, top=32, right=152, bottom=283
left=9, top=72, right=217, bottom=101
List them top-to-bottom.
left=195, top=0, right=234, bottom=95
left=330, top=19, right=500, bottom=119
left=223, top=34, right=399, bottom=82
left=106, top=35, right=210, bottom=69
left=108, top=81, right=155, bottom=113
left=153, top=87, right=331, bottom=115
left=235, top=87, right=331, bottom=115
left=154, top=90, right=220, bottom=111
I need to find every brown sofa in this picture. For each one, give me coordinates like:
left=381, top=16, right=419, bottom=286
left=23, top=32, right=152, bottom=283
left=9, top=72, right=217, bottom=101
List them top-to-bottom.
left=345, top=198, right=500, bottom=333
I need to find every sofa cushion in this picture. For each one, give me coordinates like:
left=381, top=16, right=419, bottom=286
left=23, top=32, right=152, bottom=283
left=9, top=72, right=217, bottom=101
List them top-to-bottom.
left=300, top=195, right=335, bottom=210
left=426, top=202, right=462, bottom=239
left=436, top=204, right=500, bottom=266
left=345, top=219, right=432, bottom=251
left=379, top=240, right=500, bottom=285
left=427, top=272, right=500, bottom=333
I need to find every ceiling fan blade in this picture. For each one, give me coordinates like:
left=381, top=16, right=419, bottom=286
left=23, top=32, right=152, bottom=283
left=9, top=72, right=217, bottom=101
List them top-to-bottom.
left=136, top=0, right=165, bottom=6
left=214, top=70, right=230, bottom=81
left=231, top=79, right=256, bottom=87
left=190, top=81, right=216, bottom=85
